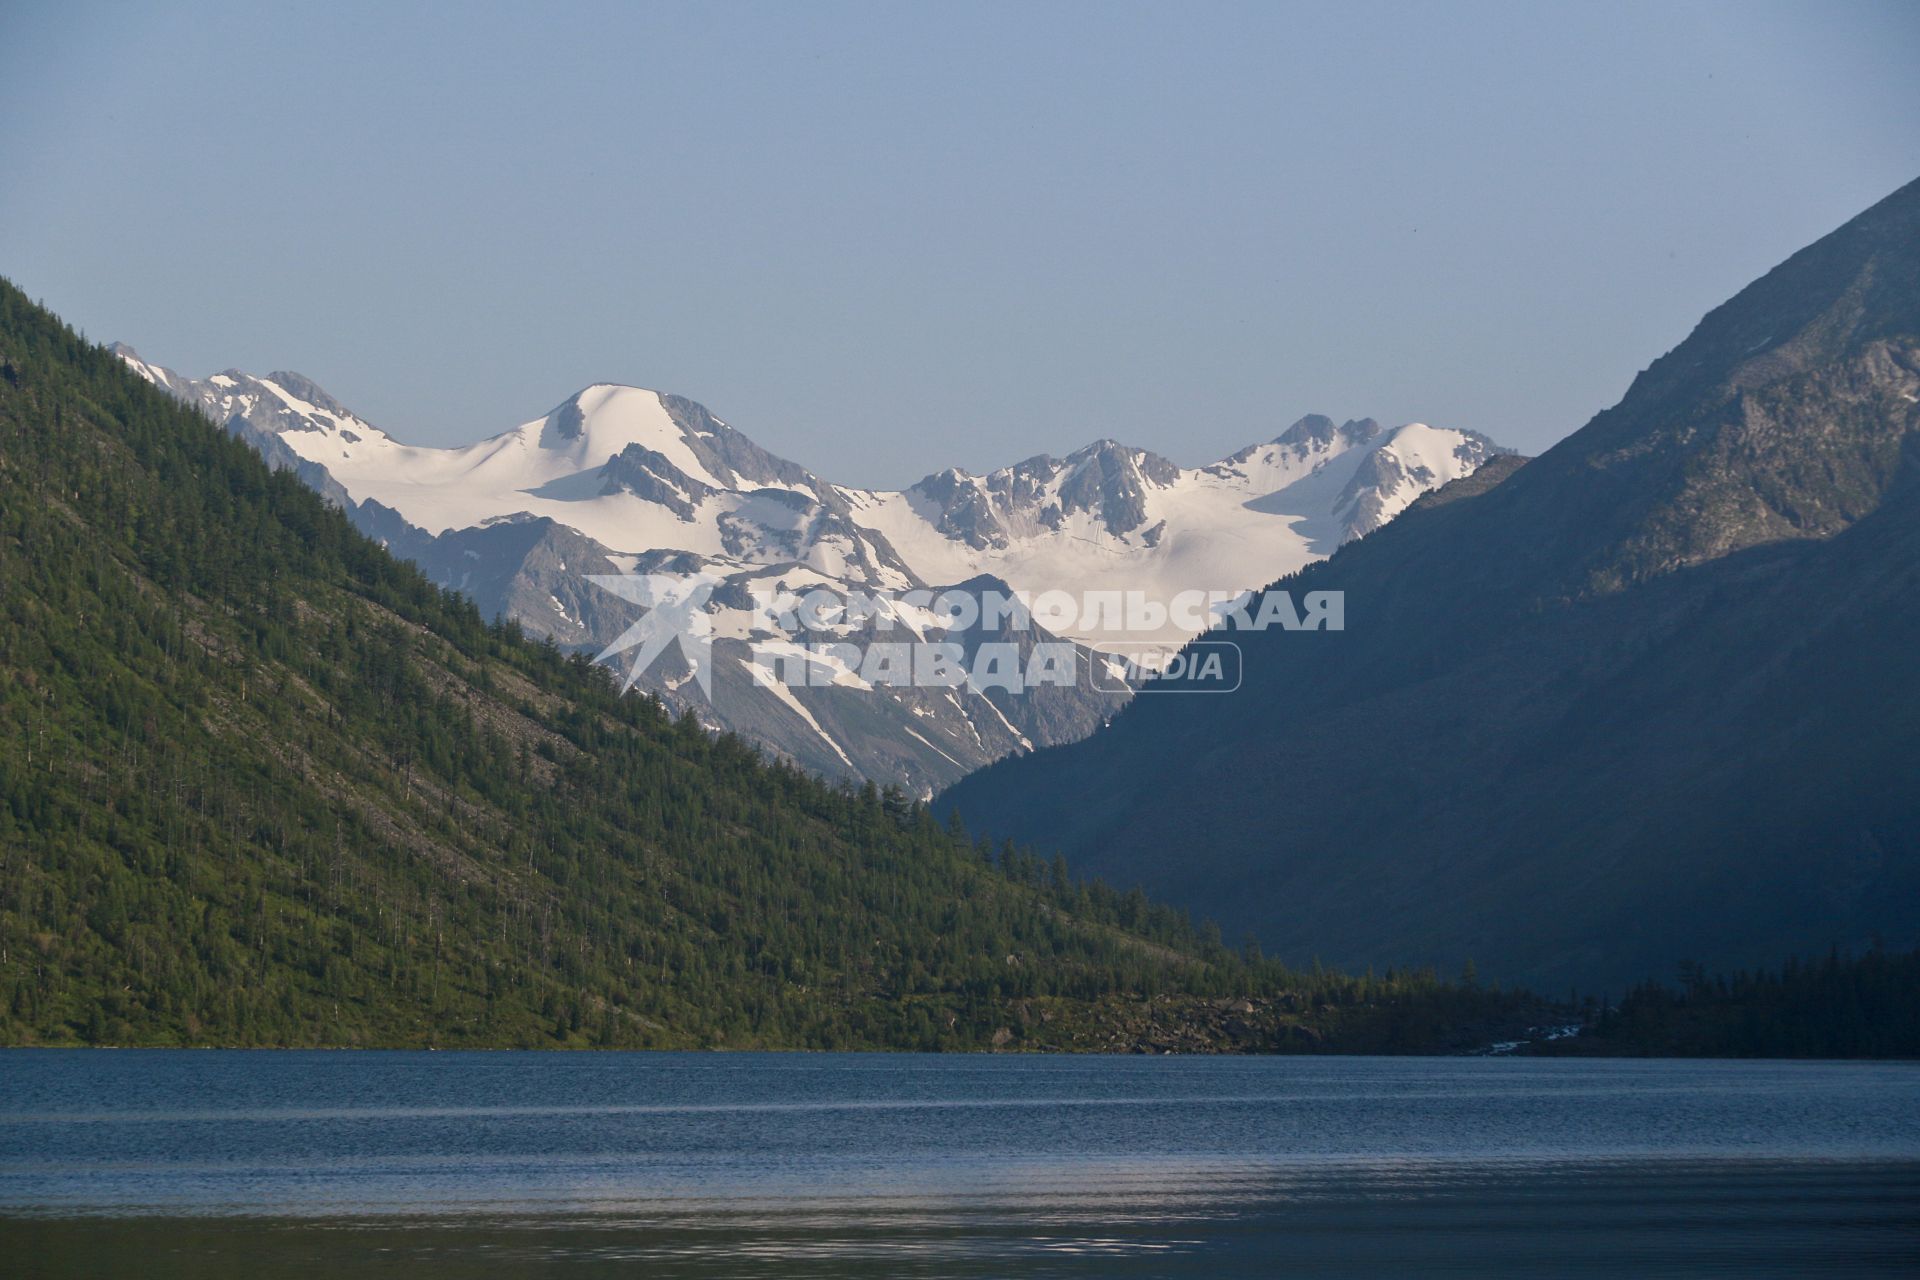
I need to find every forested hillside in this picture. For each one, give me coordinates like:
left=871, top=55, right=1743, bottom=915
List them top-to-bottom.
left=0, top=281, right=1536, bottom=1051
left=1555, top=948, right=1920, bottom=1059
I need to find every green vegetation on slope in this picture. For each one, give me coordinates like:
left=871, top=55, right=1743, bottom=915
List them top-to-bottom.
left=0, top=282, right=1539, bottom=1050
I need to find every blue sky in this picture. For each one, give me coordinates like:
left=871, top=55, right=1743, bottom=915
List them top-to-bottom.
left=4, top=0, right=1917, bottom=486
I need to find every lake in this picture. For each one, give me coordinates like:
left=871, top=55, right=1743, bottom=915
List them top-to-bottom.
left=1, top=1051, right=1916, bottom=1277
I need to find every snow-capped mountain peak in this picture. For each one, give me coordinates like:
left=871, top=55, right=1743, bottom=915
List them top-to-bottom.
left=117, top=344, right=1508, bottom=784
left=840, top=413, right=1506, bottom=644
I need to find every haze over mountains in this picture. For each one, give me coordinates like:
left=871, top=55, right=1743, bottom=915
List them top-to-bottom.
left=944, top=176, right=1920, bottom=993
left=113, top=346, right=1501, bottom=789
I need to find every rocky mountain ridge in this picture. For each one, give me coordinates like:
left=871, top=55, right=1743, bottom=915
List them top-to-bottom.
left=114, top=346, right=1504, bottom=787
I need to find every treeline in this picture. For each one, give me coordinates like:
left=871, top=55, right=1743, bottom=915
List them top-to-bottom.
left=0, top=280, right=1536, bottom=1052
left=1564, top=947, right=1920, bottom=1058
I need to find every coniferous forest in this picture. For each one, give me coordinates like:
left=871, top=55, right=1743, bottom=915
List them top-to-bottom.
left=0, top=280, right=1550, bottom=1052
left=1554, top=948, right=1920, bottom=1059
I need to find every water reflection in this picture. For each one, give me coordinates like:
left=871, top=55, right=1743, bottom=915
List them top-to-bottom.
left=2, top=1052, right=1917, bottom=1276
left=7, top=1158, right=1918, bottom=1278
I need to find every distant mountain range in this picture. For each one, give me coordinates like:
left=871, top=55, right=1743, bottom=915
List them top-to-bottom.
left=943, top=176, right=1920, bottom=992
left=0, top=278, right=1547, bottom=1051
left=114, top=346, right=1502, bottom=789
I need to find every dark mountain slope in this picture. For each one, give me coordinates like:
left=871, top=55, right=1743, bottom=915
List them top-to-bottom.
left=943, top=178, right=1920, bottom=992
left=0, top=281, right=1538, bottom=1050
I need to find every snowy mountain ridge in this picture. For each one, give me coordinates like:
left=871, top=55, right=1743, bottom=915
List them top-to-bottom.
left=114, top=344, right=1506, bottom=786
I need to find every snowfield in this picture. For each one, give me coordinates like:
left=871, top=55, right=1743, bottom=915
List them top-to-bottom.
left=115, top=345, right=1505, bottom=785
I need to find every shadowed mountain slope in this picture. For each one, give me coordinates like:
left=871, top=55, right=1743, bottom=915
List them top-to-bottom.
left=942, top=177, right=1920, bottom=992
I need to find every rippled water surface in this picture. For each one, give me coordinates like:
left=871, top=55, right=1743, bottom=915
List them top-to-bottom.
left=2, top=1051, right=1916, bottom=1276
